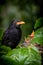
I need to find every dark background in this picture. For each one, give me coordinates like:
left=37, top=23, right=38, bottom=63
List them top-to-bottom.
left=0, top=0, right=43, bottom=43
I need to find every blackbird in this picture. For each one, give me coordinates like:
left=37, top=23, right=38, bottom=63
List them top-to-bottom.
left=2, top=20, right=25, bottom=49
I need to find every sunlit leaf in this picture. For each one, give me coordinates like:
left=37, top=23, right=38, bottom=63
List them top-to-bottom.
left=31, top=27, right=43, bottom=45
left=30, top=30, right=34, bottom=39
left=0, top=46, right=41, bottom=65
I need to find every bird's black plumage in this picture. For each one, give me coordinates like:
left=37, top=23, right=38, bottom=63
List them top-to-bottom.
left=2, top=20, right=22, bottom=49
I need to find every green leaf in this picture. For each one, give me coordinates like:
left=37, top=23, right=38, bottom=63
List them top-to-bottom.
left=34, top=18, right=43, bottom=29
left=31, top=27, right=43, bottom=45
left=0, top=45, right=11, bottom=56
left=0, top=46, right=41, bottom=65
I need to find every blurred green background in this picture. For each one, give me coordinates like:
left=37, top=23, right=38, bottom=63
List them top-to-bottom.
left=0, top=0, right=42, bottom=43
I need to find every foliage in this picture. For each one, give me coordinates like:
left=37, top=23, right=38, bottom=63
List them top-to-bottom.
left=31, top=18, right=43, bottom=45
left=34, top=18, right=43, bottom=29
left=31, top=27, right=43, bottom=45
left=0, top=45, right=41, bottom=65
left=0, top=45, right=11, bottom=56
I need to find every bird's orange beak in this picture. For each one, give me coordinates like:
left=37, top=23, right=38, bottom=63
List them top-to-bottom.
left=16, top=21, right=25, bottom=25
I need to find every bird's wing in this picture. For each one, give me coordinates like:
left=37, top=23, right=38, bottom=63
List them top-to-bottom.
left=2, top=28, right=21, bottom=44
left=8, top=29, right=19, bottom=39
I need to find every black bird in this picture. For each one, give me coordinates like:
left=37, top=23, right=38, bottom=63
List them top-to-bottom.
left=2, top=20, right=25, bottom=49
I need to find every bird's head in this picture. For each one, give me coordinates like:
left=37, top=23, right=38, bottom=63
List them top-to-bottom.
left=10, top=20, right=25, bottom=28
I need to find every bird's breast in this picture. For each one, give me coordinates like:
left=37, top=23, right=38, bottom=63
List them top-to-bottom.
left=9, top=28, right=22, bottom=43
